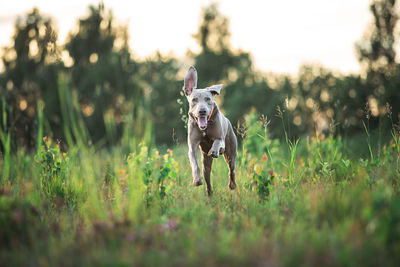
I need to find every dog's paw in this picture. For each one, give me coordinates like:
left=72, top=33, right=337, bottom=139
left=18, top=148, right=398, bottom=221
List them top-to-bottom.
left=207, top=149, right=219, bottom=158
left=193, top=178, right=203, bottom=186
left=229, top=181, right=237, bottom=190
left=207, top=189, right=213, bottom=196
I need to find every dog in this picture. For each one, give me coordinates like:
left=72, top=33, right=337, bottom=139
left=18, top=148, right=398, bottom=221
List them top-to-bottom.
left=183, top=66, right=237, bottom=195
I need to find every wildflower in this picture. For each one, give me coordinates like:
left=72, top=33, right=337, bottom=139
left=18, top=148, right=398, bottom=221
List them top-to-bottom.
left=167, top=149, right=173, bottom=156
left=262, top=153, right=268, bottom=162
left=163, top=154, right=169, bottom=161
left=296, top=157, right=303, bottom=166
left=173, top=161, right=179, bottom=168
left=254, top=164, right=263, bottom=175
left=248, top=165, right=253, bottom=174
left=119, top=169, right=125, bottom=175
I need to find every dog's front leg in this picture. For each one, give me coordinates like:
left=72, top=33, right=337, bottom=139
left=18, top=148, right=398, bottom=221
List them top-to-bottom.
left=188, top=139, right=203, bottom=186
left=207, top=139, right=225, bottom=158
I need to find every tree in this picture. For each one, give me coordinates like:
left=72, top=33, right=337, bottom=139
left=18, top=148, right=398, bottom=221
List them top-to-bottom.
left=355, top=0, right=399, bottom=120
left=65, top=4, right=143, bottom=146
left=192, top=4, right=281, bottom=133
left=0, top=8, right=59, bottom=149
left=140, top=53, right=183, bottom=145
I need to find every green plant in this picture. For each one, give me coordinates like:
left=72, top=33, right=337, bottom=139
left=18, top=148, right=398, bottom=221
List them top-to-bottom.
left=0, top=98, right=11, bottom=183
left=362, top=102, right=374, bottom=161
left=276, top=104, right=300, bottom=188
left=241, top=111, right=280, bottom=169
left=306, top=133, right=354, bottom=183
left=35, top=137, right=82, bottom=208
left=128, top=144, right=178, bottom=206
left=247, top=159, right=275, bottom=200
left=0, top=196, right=41, bottom=248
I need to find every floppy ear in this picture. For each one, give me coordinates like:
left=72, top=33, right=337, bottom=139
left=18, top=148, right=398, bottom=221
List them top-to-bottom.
left=183, top=66, right=197, bottom=96
left=207, top=84, right=223, bottom=96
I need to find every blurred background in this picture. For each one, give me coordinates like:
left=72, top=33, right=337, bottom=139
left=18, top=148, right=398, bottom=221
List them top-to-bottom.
left=0, top=0, right=399, bottom=150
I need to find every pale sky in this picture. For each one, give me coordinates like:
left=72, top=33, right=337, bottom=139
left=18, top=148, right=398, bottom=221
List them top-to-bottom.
left=0, top=0, right=372, bottom=75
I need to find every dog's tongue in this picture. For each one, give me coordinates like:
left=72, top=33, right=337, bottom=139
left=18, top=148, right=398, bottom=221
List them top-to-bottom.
left=198, top=117, right=207, bottom=129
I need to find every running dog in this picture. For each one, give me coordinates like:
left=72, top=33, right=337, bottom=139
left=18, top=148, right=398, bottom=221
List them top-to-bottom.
left=183, top=66, right=237, bottom=195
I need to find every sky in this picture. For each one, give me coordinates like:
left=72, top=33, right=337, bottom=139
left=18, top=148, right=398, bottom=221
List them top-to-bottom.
left=0, top=0, right=372, bottom=75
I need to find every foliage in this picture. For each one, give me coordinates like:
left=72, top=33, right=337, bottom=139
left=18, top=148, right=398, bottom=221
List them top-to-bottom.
left=355, top=0, right=400, bottom=128
left=1, top=3, right=400, bottom=149
left=1, top=3, right=400, bottom=265
left=65, top=4, right=144, bottom=146
left=0, top=8, right=60, bottom=149
left=139, top=54, right=184, bottom=145
left=0, top=98, right=11, bottom=182
left=240, top=111, right=280, bottom=167
left=0, top=117, right=400, bottom=265
left=35, top=137, right=83, bottom=208
left=127, top=144, right=178, bottom=205
left=247, top=158, right=276, bottom=200
left=0, top=195, right=41, bottom=249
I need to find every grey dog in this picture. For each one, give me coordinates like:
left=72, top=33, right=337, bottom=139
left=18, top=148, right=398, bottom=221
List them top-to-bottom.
left=183, top=66, right=237, bottom=195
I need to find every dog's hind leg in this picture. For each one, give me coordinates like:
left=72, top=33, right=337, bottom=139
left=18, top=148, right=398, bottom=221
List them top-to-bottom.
left=224, top=123, right=237, bottom=190
left=202, top=152, right=213, bottom=196
left=224, top=153, right=236, bottom=190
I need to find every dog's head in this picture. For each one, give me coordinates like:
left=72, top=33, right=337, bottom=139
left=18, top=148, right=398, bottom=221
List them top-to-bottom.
left=183, top=66, right=223, bottom=130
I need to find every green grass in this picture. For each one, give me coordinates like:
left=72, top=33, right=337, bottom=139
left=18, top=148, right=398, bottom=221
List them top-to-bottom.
left=1, top=112, right=400, bottom=266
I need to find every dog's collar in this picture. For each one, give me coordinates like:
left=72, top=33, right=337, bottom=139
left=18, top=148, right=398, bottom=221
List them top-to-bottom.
left=208, top=105, right=215, bottom=122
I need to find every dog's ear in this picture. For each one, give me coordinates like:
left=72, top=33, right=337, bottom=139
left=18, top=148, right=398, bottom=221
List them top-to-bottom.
left=184, top=66, right=197, bottom=96
left=207, top=84, right=223, bottom=96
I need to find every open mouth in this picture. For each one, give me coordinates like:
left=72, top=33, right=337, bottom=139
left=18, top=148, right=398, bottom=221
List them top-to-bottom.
left=195, top=116, right=208, bottom=130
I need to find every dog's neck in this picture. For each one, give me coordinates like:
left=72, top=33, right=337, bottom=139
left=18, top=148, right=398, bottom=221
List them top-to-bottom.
left=206, top=102, right=219, bottom=123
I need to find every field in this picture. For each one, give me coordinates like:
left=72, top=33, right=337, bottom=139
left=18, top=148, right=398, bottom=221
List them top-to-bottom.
left=1, top=112, right=400, bottom=267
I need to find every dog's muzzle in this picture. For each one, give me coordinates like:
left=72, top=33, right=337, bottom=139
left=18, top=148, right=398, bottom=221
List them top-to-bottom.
left=189, top=105, right=215, bottom=131
left=196, top=116, right=208, bottom=130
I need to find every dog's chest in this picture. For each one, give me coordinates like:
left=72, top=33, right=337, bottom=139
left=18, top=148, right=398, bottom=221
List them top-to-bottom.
left=200, top=131, right=212, bottom=141
left=199, top=133, right=213, bottom=153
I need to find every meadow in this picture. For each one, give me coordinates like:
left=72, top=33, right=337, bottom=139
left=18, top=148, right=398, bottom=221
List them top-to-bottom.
left=1, top=109, right=400, bottom=267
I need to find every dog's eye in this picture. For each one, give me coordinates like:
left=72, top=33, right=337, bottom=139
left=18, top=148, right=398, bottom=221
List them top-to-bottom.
left=204, top=97, right=211, bottom=102
left=192, top=98, right=198, bottom=102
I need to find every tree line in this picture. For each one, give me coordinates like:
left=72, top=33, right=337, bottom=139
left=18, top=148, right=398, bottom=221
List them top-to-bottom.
left=1, top=1, right=399, bottom=151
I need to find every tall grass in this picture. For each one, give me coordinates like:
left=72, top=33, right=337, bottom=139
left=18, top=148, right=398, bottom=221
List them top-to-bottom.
left=57, top=73, right=90, bottom=147
left=0, top=98, right=11, bottom=183
left=0, top=99, right=400, bottom=266
left=36, top=100, right=44, bottom=155
left=276, top=104, right=300, bottom=189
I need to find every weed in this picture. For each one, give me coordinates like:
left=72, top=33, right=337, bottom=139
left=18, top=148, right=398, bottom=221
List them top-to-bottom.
left=35, top=137, right=83, bottom=209
left=128, top=144, right=178, bottom=206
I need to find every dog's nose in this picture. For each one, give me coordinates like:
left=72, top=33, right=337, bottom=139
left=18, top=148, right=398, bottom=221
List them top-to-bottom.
left=199, top=108, right=207, bottom=116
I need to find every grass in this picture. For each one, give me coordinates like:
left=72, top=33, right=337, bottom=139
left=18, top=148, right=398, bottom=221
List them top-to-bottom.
left=0, top=111, right=400, bottom=266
